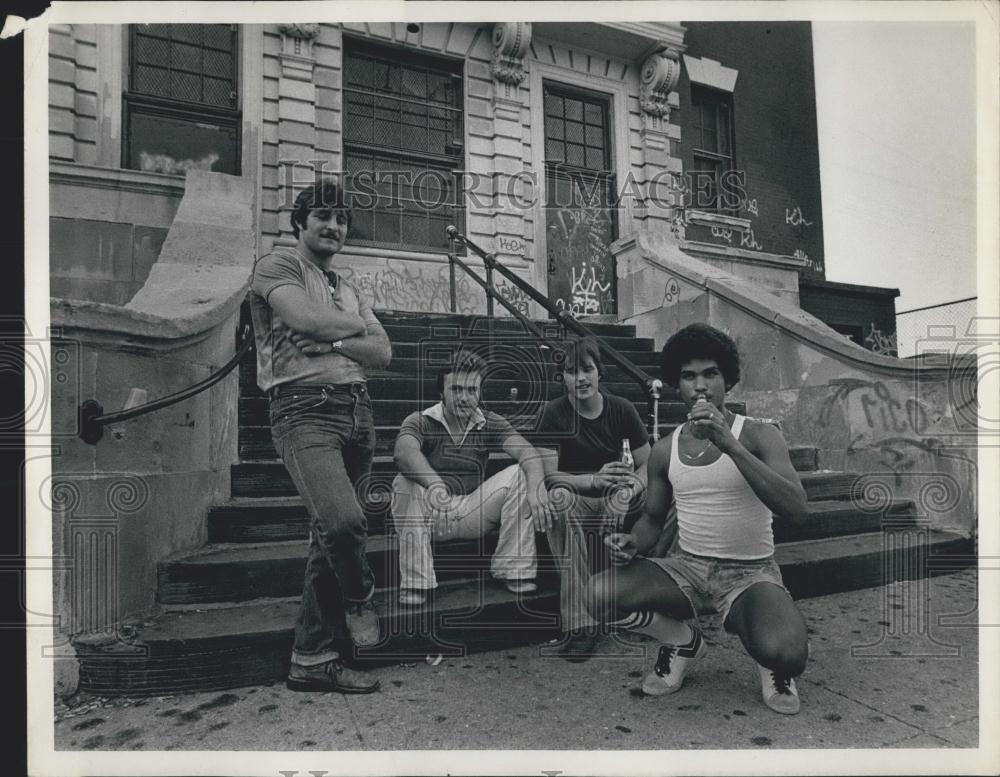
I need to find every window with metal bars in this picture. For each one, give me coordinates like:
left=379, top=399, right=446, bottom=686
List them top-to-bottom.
left=123, top=24, right=240, bottom=175
left=342, top=38, right=465, bottom=253
left=542, top=84, right=617, bottom=213
left=689, top=84, right=736, bottom=212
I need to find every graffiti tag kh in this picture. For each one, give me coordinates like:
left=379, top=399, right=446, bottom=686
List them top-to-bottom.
left=785, top=206, right=813, bottom=227
left=570, top=265, right=612, bottom=315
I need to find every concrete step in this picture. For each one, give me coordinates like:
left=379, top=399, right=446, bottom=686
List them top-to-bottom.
left=238, top=374, right=657, bottom=402
left=237, top=397, right=702, bottom=430
left=235, top=401, right=749, bottom=461
left=231, top=446, right=827, bottom=501
left=789, top=446, right=818, bottom=472
left=209, top=476, right=903, bottom=543
left=175, top=496, right=919, bottom=603
left=76, top=528, right=972, bottom=696
left=157, top=533, right=540, bottom=605
left=75, top=577, right=563, bottom=696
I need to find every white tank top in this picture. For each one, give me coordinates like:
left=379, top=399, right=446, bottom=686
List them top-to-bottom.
left=668, top=415, right=774, bottom=560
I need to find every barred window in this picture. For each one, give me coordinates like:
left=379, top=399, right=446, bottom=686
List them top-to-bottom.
left=124, top=24, right=240, bottom=175
left=342, top=39, right=465, bottom=253
left=690, top=84, right=736, bottom=212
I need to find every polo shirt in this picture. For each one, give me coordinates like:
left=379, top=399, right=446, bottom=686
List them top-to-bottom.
left=397, top=402, right=518, bottom=496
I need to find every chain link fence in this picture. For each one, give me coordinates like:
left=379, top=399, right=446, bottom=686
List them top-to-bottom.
left=895, top=297, right=978, bottom=358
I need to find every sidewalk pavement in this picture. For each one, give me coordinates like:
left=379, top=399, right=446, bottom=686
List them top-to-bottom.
left=54, top=570, right=981, bottom=753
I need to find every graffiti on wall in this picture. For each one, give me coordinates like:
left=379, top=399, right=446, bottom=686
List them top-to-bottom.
left=785, top=206, right=813, bottom=228
left=710, top=226, right=734, bottom=244
left=339, top=261, right=478, bottom=314
left=554, top=263, right=613, bottom=315
left=494, top=276, right=531, bottom=317
left=662, top=276, right=681, bottom=306
left=865, top=323, right=898, bottom=357
left=818, top=379, right=941, bottom=482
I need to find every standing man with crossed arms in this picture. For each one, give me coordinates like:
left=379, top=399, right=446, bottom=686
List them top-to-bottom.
left=250, top=178, right=391, bottom=694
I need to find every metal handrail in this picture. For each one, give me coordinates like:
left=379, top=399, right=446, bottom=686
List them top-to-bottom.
left=445, top=226, right=664, bottom=440
left=78, top=322, right=254, bottom=444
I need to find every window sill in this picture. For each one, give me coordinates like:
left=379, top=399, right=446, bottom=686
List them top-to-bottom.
left=49, top=160, right=186, bottom=197
left=685, top=210, right=751, bottom=232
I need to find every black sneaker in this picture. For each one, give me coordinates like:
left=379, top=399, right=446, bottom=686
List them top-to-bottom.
left=345, top=597, right=380, bottom=646
left=286, top=659, right=380, bottom=694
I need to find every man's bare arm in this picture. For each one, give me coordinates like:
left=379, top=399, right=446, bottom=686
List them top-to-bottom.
left=267, top=284, right=366, bottom=341
left=728, top=422, right=809, bottom=524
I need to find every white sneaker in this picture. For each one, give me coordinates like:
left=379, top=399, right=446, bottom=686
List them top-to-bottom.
left=640, top=627, right=707, bottom=696
left=757, top=662, right=801, bottom=714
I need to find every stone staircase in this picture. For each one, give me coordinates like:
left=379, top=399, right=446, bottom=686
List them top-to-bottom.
left=72, top=311, right=972, bottom=695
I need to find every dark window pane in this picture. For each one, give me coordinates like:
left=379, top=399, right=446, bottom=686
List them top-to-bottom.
left=170, top=25, right=203, bottom=45
left=202, top=25, right=234, bottom=50
left=134, top=35, right=170, bottom=67
left=203, top=50, right=232, bottom=78
left=344, top=55, right=372, bottom=88
left=133, top=64, right=171, bottom=97
left=401, top=67, right=426, bottom=98
left=171, top=71, right=201, bottom=102
left=203, top=77, right=233, bottom=107
left=545, top=93, right=563, bottom=117
left=564, top=98, right=583, bottom=122
left=584, top=102, right=603, bottom=125
left=127, top=110, right=238, bottom=175
left=547, top=119, right=564, bottom=141
left=566, top=121, right=584, bottom=144
left=585, top=125, right=604, bottom=147
left=545, top=138, right=565, bottom=163
left=566, top=143, right=585, bottom=167
left=585, top=146, right=605, bottom=170
left=350, top=210, right=373, bottom=242
left=373, top=210, right=401, bottom=243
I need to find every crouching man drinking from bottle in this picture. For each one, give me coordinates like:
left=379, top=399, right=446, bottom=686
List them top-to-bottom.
left=586, top=323, right=810, bottom=714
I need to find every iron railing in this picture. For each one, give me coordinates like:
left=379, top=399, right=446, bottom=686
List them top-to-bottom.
left=445, top=226, right=664, bottom=440
left=78, top=322, right=254, bottom=444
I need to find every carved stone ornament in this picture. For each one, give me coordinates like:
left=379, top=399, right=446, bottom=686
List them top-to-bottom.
left=492, top=22, right=532, bottom=87
left=278, top=23, right=321, bottom=58
left=639, top=51, right=681, bottom=118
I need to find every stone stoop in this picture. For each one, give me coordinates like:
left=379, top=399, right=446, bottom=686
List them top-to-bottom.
left=72, top=311, right=974, bottom=695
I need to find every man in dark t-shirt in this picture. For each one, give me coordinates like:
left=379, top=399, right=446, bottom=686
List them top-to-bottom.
left=534, top=337, right=651, bottom=660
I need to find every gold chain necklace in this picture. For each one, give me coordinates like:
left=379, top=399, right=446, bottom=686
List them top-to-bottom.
left=681, top=429, right=714, bottom=461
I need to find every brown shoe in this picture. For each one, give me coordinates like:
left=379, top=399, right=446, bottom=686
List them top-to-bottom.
left=286, top=659, right=380, bottom=694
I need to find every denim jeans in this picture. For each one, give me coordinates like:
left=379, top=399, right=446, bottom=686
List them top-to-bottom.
left=270, top=384, right=376, bottom=666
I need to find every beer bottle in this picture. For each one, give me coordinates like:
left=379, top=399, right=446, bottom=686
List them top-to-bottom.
left=620, top=438, right=634, bottom=468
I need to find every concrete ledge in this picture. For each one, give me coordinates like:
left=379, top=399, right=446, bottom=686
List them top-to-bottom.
left=51, top=170, right=255, bottom=352
left=628, top=230, right=950, bottom=379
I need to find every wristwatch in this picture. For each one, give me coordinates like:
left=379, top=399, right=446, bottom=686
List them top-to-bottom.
left=331, top=340, right=343, bottom=350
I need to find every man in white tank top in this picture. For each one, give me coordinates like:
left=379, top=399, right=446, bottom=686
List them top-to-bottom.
left=584, top=324, right=810, bottom=715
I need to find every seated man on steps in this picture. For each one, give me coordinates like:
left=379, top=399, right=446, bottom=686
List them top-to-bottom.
left=587, top=323, right=810, bottom=714
left=391, top=350, right=554, bottom=606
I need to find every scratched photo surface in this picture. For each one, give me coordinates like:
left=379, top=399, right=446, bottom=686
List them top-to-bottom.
left=25, top=2, right=997, bottom=776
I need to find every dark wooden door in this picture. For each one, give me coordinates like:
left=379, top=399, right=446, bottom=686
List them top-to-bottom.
left=543, top=84, right=617, bottom=316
